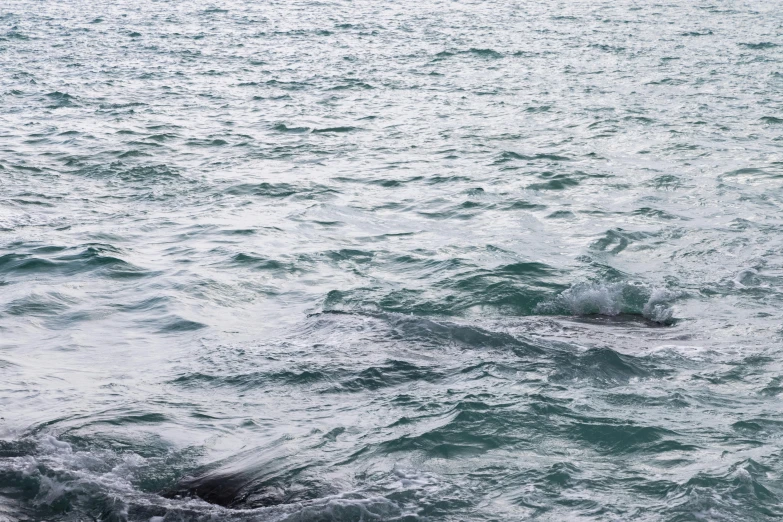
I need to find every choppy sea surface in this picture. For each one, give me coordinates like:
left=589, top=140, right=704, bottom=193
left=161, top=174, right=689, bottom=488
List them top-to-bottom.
left=2, top=1, right=783, bottom=520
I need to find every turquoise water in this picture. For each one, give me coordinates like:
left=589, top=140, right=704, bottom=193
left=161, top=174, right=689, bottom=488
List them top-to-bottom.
left=1, top=1, right=783, bottom=520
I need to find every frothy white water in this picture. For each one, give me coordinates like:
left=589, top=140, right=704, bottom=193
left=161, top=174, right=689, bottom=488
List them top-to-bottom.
left=537, top=282, right=679, bottom=324
left=642, top=287, right=677, bottom=323
left=0, top=435, right=444, bottom=522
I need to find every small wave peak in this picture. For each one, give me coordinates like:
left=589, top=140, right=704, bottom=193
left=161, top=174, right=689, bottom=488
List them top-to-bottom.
left=537, top=282, right=679, bottom=324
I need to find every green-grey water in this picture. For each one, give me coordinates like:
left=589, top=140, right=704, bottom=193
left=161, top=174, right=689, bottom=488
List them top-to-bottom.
left=2, top=1, right=783, bottom=520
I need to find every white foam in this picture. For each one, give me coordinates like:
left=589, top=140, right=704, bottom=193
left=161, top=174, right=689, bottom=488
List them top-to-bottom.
left=538, top=282, right=679, bottom=324
left=558, top=282, right=625, bottom=316
left=642, top=287, right=677, bottom=323
left=0, top=435, right=444, bottom=522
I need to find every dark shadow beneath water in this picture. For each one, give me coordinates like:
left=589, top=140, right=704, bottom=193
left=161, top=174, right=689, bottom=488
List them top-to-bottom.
left=161, top=458, right=333, bottom=509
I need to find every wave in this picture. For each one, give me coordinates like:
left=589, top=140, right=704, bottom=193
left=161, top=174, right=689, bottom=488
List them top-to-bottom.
left=73, top=163, right=184, bottom=186
left=224, top=182, right=337, bottom=199
left=0, top=245, right=149, bottom=280
left=322, top=259, right=564, bottom=316
left=536, top=282, right=679, bottom=324
left=549, top=346, right=672, bottom=386
left=0, top=435, right=447, bottom=521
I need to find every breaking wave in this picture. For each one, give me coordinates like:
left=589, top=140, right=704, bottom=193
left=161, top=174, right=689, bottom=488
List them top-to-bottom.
left=536, top=282, right=679, bottom=324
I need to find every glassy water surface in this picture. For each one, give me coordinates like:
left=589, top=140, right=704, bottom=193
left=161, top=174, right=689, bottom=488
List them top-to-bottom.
left=1, top=1, right=783, bottom=520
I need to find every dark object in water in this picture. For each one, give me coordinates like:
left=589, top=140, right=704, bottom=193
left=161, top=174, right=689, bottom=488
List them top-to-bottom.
left=162, top=451, right=332, bottom=509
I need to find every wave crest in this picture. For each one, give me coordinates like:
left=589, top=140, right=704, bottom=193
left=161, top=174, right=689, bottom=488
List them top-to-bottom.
left=537, top=282, right=679, bottom=324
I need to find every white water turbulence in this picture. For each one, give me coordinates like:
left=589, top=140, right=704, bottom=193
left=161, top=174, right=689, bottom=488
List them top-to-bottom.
left=2, top=0, right=783, bottom=521
left=537, top=283, right=679, bottom=324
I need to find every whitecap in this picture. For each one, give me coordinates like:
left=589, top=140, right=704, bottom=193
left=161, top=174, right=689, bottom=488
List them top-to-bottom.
left=537, top=282, right=679, bottom=324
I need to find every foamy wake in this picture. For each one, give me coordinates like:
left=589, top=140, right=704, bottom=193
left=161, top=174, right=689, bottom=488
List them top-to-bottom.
left=536, top=282, right=679, bottom=324
left=0, top=435, right=440, bottom=522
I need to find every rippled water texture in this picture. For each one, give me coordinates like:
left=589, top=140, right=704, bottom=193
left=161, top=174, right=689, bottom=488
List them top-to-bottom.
left=2, top=1, right=783, bottom=520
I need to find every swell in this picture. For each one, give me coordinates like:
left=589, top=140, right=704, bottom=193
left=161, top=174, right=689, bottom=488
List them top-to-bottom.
left=0, top=245, right=149, bottom=280
left=2, top=307, right=780, bottom=520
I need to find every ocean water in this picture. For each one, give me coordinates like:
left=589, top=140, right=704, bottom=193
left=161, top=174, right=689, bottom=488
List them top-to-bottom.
left=1, top=0, right=783, bottom=520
